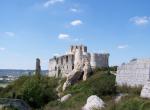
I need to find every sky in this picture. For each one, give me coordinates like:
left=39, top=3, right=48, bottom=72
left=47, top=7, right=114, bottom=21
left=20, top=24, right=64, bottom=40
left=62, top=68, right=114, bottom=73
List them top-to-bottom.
left=0, top=0, right=150, bottom=70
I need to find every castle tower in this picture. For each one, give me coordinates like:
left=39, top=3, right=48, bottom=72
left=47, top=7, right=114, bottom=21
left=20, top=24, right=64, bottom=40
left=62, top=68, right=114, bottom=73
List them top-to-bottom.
left=90, top=53, right=109, bottom=69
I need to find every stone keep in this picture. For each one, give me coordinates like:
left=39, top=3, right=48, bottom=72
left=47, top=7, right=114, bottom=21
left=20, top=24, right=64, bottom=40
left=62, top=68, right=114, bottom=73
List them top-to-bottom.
left=116, top=58, right=150, bottom=87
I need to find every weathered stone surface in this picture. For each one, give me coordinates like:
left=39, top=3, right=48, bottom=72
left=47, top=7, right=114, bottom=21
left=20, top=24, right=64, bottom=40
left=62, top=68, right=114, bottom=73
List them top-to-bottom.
left=48, top=45, right=109, bottom=78
left=74, top=48, right=83, bottom=67
left=90, top=53, right=109, bottom=69
left=83, top=57, right=92, bottom=81
left=116, top=58, right=150, bottom=87
left=62, top=64, right=83, bottom=91
left=63, top=80, right=71, bottom=91
left=140, top=80, right=150, bottom=99
left=60, top=94, right=72, bottom=102
left=82, top=95, right=105, bottom=110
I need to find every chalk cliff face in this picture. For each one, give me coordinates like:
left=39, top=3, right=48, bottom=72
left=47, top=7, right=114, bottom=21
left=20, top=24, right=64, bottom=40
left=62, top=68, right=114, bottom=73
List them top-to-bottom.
left=48, top=45, right=109, bottom=78
left=116, top=59, right=150, bottom=87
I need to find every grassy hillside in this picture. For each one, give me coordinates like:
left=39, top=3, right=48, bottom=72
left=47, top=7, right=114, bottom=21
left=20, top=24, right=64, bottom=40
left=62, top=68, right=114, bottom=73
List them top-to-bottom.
left=1, top=68, right=150, bottom=110
left=44, top=70, right=116, bottom=110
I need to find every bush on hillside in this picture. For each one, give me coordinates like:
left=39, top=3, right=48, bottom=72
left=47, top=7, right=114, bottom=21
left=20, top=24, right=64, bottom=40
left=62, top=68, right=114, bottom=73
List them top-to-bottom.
left=91, top=72, right=116, bottom=96
left=0, top=76, right=58, bottom=109
left=0, top=76, right=29, bottom=98
left=20, top=76, right=58, bottom=108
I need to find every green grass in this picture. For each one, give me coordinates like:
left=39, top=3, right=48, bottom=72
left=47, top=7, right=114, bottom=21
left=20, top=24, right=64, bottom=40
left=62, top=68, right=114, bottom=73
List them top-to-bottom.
left=44, top=71, right=116, bottom=110
left=117, top=84, right=142, bottom=96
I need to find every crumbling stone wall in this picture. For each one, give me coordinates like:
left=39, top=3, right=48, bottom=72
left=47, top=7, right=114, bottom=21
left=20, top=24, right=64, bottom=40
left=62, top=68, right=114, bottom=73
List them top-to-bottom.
left=48, top=45, right=109, bottom=78
left=48, top=54, right=74, bottom=78
left=116, top=59, right=150, bottom=87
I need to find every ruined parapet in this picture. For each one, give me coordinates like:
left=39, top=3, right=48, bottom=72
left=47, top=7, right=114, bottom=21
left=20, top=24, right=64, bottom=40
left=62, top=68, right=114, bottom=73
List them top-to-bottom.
left=69, top=45, right=87, bottom=54
left=90, top=53, right=109, bottom=69
left=116, top=58, right=150, bottom=87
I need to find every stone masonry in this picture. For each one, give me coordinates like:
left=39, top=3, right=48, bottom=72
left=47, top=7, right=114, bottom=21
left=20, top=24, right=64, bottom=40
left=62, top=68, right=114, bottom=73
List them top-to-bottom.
left=48, top=45, right=109, bottom=78
left=116, top=58, right=150, bottom=87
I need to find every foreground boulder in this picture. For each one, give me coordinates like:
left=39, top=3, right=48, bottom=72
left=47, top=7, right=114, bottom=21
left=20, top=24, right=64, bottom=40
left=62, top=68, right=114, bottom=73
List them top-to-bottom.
left=140, top=80, right=150, bottom=99
left=60, top=94, right=72, bottom=102
left=82, top=95, right=105, bottom=110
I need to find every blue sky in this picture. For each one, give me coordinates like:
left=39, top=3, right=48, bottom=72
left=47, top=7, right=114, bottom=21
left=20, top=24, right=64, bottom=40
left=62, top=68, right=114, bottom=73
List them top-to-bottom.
left=0, top=0, right=150, bottom=69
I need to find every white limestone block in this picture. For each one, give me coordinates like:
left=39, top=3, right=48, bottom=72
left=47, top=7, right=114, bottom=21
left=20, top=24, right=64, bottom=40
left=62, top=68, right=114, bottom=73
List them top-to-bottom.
left=60, top=94, right=72, bottom=102
left=82, top=95, right=105, bottom=110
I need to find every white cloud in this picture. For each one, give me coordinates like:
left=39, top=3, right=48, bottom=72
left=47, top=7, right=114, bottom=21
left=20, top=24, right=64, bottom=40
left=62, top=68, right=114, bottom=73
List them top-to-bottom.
left=44, top=0, right=64, bottom=7
left=70, top=8, right=78, bottom=12
left=130, top=16, right=150, bottom=26
left=70, top=20, right=83, bottom=26
left=4, top=32, right=15, bottom=37
left=58, top=33, right=70, bottom=40
left=117, top=45, right=129, bottom=49
left=0, top=47, right=5, bottom=51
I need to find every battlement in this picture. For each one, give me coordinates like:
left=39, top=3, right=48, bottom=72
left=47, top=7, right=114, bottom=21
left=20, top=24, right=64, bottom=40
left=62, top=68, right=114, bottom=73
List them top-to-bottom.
left=69, top=45, right=87, bottom=54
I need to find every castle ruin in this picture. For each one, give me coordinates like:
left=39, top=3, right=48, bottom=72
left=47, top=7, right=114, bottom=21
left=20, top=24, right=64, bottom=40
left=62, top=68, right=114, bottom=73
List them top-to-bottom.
left=48, top=45, right=109, bottom=78
left=116, top=58, right=150, bottom=87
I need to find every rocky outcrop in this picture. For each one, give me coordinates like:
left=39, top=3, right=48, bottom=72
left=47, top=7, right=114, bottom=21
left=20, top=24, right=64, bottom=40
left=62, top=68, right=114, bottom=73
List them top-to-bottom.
left=63, top=49, right=92, bottom=91
left=83, top=56, right=92, bottom=81
left=63, top=68, right=82, bottom=91
left=140, top=80, right=150, bottom=99
left=60, top=94, right=72, bottom=102
left=82, top=95, right=105, bottom=110
left=0, top=98, right=31, bottom=110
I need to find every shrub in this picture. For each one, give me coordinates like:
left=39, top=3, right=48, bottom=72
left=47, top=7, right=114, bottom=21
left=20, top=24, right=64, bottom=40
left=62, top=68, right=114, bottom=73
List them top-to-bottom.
left=91, top=72, right=116, bottom=96
left=0, top=76, right=58, bottom=109
left=20, top=76, right=58, bottom=108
